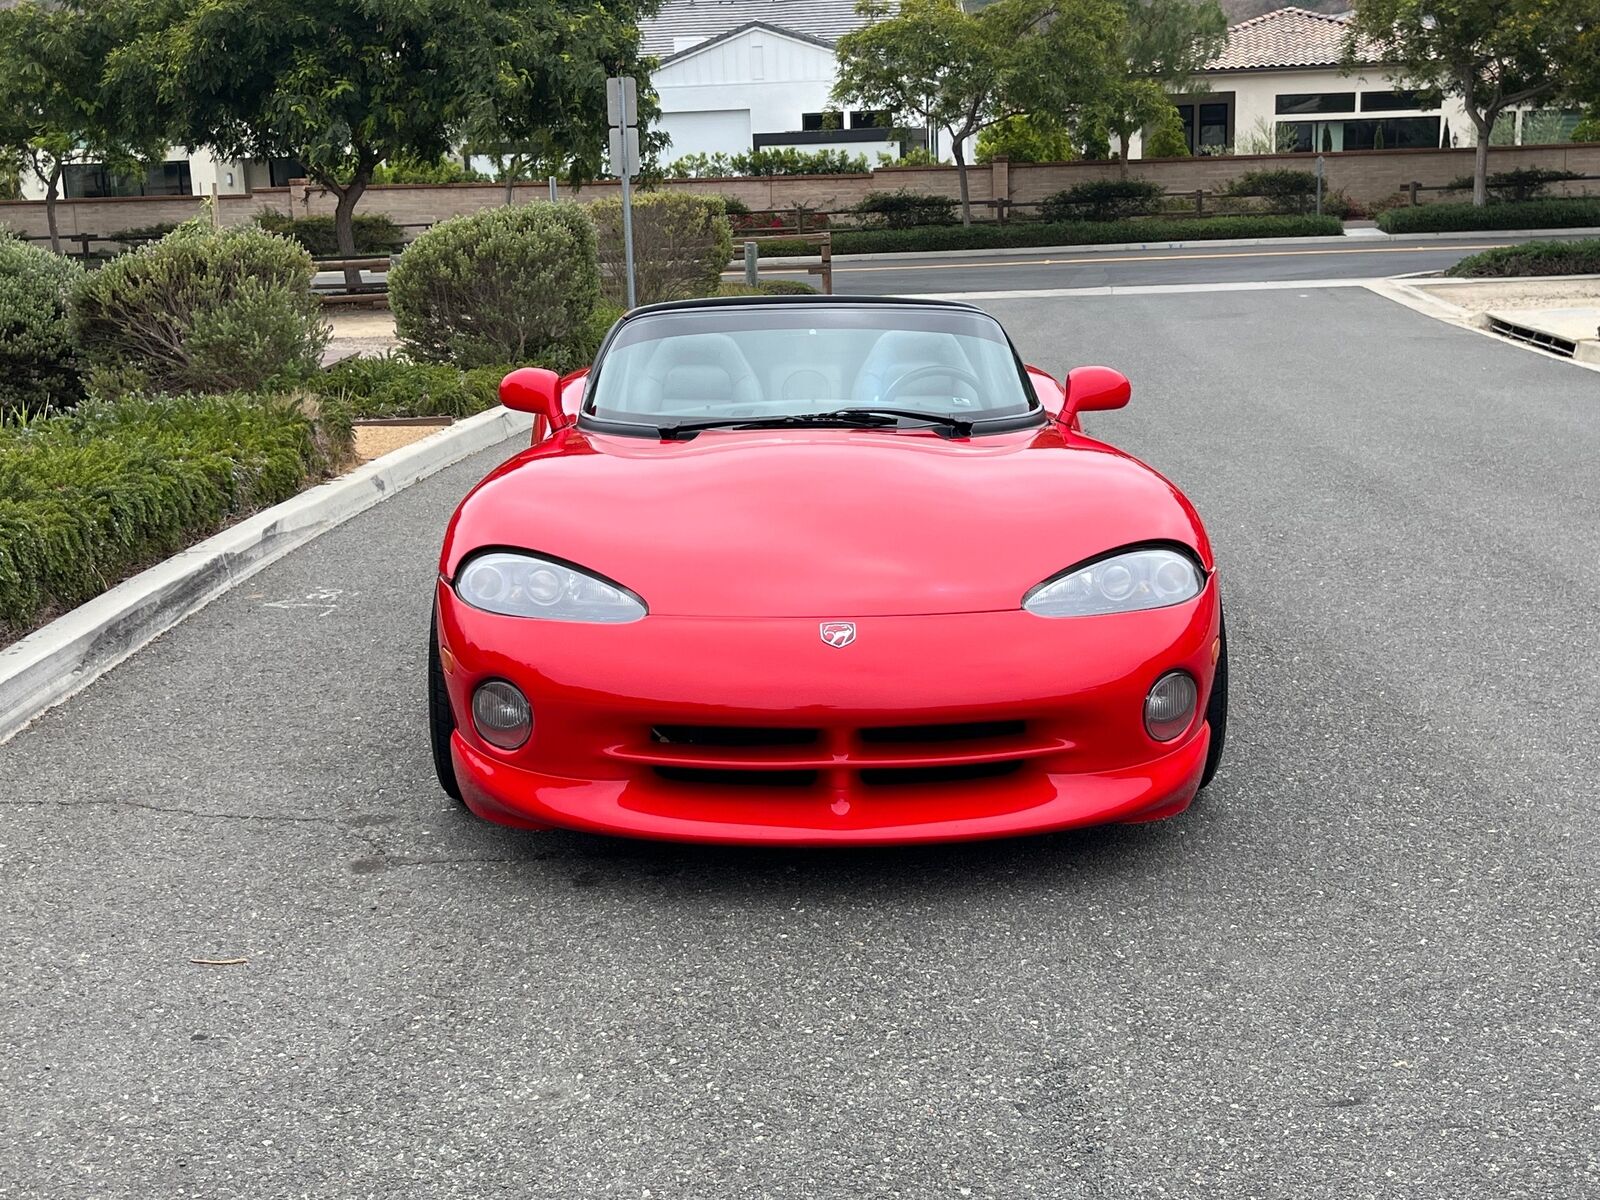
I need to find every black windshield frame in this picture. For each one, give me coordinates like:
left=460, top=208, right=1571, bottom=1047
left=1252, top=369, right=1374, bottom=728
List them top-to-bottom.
left=579, top=299, right=1044, bottom=439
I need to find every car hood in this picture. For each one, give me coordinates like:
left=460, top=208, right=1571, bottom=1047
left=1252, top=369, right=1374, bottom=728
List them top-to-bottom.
left=443, top=424, right=1210, bottom=618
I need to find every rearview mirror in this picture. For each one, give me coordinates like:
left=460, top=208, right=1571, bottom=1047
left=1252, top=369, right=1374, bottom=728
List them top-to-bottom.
left=1063, top=366, right=1131, bottom=421
left=499, top=367, right=568, bottom=431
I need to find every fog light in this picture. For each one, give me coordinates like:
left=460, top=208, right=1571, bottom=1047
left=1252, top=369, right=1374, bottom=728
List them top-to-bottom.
left=1144, top=671, right=1197, bottom=742
left=472, top=680, right=531, bottom=750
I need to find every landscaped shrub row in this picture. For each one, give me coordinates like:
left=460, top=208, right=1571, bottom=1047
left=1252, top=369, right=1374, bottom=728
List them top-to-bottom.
left=1377, top=198, right=1600, bottom=234
left=255, top=210, right=407, bottom=257
left=755, top=214, right=1344, bottom=257
left=1446, top=238, right=1600, bottom=278
left=314, top=355, right=515, bottom=419
left=0, top=393, right=351, bottom=640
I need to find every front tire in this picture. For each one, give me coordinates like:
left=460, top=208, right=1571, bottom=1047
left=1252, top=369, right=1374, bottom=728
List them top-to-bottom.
left=1199, top=609, right=1228, bottom=790
left=428, top=616, right=463, bottom=802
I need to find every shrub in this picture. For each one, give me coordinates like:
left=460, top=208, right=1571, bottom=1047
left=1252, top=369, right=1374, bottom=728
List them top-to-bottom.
left=1142, top=106, right=1191, bottom=159
left=1574, top=113, right=1600, bottom=143
left=975, top=116, right=1077, bottom=164
left=666, top=148, right=871, bottom=178
left=371, top=156, right=489, bottom=185
left=1442, top=167, right=1584, bottom=203
left=1225, top=169, right=1319, bottom=212
left=1039, top=180, right=1165, bottom=222
left=853, top=189, right=958, bottom=229
left=591, top=192, right=733, bottom=306
left=719, top=195, right=751, bottom=216
left=1377, top=197, right=1600, bottom=234
left=389, top=202, right=600, bottom=369
left=255, top=209, right=407, bottom=256
left=756, top=213, right=1345, bottom=257
left=105, top=222, right=182, bottom=248
left=71, top=223, right=329, bottom=396
left=0, top=233, right=84, bottom=419
left=1446, top=238, right=1600, bottom=278
left=716, top=279, right=820, bottom=297
left=313, top=355, right=509, bottom=419
left=0, top=392, right=349, bottom=639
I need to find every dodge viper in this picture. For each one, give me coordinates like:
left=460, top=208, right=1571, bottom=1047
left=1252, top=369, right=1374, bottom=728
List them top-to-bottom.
left=429, top=296, right=1226, bottom=844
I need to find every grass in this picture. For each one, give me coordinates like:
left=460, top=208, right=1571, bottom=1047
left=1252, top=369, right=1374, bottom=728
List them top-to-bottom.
left=1446, top=238, right=1600, bottom=278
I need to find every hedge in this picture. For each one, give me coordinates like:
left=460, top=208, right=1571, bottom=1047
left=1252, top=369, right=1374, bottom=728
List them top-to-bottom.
left=1040, top=180, right=1164, bottom=222
left=1377, top=198, right=1600, bottom=234
left=255, top=210, right=407, bottom=256
left=755, top=213, right=1345, bottom=256
left=0, top=233, right=84, bottom=419
left=1446, top=238, right=1600, bottom=278
left=312, top=355, right=511, bottom=419
left=0, top=393, right=350, bottom=640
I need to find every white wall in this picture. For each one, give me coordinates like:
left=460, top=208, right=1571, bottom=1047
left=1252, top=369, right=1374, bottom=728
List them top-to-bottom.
left=18, top=145, right=251, bottom=200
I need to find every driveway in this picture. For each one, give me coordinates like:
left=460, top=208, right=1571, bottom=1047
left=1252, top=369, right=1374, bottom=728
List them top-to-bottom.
left=2, top=288, right=1595, bottom=1198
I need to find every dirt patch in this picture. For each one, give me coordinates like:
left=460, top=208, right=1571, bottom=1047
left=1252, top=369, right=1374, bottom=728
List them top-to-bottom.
left=1419, top=277, right=1600, bottom=314
left=323, top=310, right=399, bottom=365
left=353, top=419, right=450, bottom=463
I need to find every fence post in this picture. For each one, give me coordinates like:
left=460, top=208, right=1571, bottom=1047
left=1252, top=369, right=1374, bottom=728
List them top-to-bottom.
left=1408, top=181, right=1420, bottom=207
left=1195, top=189, right=1204, bottom=216
left=819, top=238, right=832, bottom=295
left=744, top=240, right=758, bottom=287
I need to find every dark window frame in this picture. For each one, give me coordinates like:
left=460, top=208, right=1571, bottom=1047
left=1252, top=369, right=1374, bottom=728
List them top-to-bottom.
left=1275, top=93, right=1357, bottom=115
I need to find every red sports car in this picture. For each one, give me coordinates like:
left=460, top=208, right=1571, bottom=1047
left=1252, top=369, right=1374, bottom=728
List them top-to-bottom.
left=429, top=296, right=1227, bottom=844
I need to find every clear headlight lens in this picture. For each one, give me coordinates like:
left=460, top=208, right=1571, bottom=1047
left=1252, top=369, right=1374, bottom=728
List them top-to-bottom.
left=1024, top=547, right=1202, bottom=618
left=455, top=551, right=645, bottom=622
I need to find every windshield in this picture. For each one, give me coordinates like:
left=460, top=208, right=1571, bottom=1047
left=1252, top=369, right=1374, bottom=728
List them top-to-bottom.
left=585, top=305, right=1037, bottom=432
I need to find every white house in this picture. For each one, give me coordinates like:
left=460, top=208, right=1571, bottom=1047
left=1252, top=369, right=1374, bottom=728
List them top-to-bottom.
left=640, top=0, right=913, bottom=167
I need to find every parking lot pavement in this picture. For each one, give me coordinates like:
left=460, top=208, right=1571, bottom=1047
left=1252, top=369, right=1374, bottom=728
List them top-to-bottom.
left=2, top=288, right=1596, bottom=1198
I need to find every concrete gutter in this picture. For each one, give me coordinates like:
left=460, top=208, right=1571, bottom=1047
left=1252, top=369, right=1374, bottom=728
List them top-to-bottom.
left=1369, top=273, right=1600, bottom=375
left=0, top=405, right=533, bottom=744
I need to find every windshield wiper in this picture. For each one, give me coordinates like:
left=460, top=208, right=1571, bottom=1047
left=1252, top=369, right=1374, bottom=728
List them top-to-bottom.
left=656, top=408, right=974, bottom=441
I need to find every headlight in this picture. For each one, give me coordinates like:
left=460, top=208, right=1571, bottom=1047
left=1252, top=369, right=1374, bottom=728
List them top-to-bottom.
left=1024, top=547, right=1202, bottom=618
left=455, top=551, right=645, bottom=622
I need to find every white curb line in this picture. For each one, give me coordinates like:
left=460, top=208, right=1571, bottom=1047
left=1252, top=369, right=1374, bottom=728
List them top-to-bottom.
left=0, top=404, right=533, bottom=745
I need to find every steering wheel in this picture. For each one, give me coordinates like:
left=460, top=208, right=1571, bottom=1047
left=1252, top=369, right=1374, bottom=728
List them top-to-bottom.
left=881, top=363, right=984, bottom=407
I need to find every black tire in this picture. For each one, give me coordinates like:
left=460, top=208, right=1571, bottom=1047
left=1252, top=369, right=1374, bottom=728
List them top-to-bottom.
left=1199, top=608, right=1228, bottom=790
left=428, top=616, right=464, bottom=802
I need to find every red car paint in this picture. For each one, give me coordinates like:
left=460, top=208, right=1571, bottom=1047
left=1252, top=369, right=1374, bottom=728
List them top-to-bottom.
left=433, top=302, right=1222, bottom=845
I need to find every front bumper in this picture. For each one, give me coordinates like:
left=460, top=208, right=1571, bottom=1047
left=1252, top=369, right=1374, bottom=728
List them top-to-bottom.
left=435, top=580, right=1221, bottom=845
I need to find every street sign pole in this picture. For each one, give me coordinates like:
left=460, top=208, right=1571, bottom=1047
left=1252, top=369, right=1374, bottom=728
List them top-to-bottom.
left=607, top=76, right=640, bottom=309
left=1315, top=155, right=1325, bottom=216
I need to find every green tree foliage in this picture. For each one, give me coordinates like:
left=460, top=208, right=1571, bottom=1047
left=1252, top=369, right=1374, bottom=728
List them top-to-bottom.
left=113, top=0, right=652, bottom=282
left=832, top=0, right=1124, bottom=225
left=1089, top=0, right=1226, bottom=176
left=1346, top=0, right=1594, bottom=206
left=0, top=1, right=159, bottom=253
left=1141, top=103, right=1192, bottom=157
left=1575, top=112, right=1600, bottom=142
left=975, top=116, right=1079, bottom=163
left=665, top=149, right=873, bottom=178
left=371, top=156, right=491, bottom=185
left=590, top=193, right=733, bottom=306
left=388, top=203, right=600, bottom=369
left=255, top=210, right=408, bottom=257
left=71, top=223, right=329, bottom=396
left=0, top=233, right=84, bottom=418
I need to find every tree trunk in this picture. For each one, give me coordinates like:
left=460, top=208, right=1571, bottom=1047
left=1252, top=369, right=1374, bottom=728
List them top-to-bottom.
left=1469, top=110, right=1494, bottom=208
left=953, top=138, right=971, bottom=227
left=44, top=162, right=62, bottom=256
left=332, top=166, right=373, bottom=290
left=504, top=169, right=515, bottom=206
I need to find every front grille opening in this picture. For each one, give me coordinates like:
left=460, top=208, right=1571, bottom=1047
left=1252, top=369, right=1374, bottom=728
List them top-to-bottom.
left=859, top=719, right=1027, bottom=744
left=651, top=725, right=820, bottom=747
left=860, top=761, right=1024, bottom=787
left=654, top=766, right=819, bottom=787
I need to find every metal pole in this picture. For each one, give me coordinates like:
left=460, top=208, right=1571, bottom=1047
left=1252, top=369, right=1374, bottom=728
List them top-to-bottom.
left=1315, top=155, right=1325, bottom=216
left=619, top=169, right=637, bottom=309
left=548, top=175, right=558, bottom=203
left=744, top=240, right=758, bottom=287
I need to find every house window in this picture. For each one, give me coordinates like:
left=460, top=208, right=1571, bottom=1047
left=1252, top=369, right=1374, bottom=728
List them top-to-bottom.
left=1360, top=89, right=1439, bottom=112
left=1275, top=93, right=1356, bottom=115
left=1170, top=94, right=1234, bottom=155
left=849, top=109, right=892, bottom=129
left=801, top=111, right=843, bottom=132
left=1281, top=116, right=1441, bottom=152
left=267, top=158, right=308, bottom=187
left=62, top=160, right=193, bottom=198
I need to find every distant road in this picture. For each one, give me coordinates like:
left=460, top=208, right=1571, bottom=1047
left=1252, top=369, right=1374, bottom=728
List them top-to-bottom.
left=749, top=230, right=1598, bottom=295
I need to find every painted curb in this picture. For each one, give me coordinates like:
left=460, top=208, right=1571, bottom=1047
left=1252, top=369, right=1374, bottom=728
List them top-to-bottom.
left=0, top=405, right=533, bottom=745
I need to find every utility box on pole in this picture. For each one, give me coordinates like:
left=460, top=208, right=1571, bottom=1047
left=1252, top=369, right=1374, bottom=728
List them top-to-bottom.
left=607, top=76, right=640, bottom=309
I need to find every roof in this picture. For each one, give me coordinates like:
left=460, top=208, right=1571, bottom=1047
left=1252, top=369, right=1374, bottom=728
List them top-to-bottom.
left=639, top=0, right=888, bottom=57
left=1204, top=6, right=1378, bottom=72
left=658, top=20, right=835, bottom=66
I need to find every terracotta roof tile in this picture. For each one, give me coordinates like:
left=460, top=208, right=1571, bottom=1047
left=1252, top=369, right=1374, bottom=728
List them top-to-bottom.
left=1205, top=7, right=1378, bottom=72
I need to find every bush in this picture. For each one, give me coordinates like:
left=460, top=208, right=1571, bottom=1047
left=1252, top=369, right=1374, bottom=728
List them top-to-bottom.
left=1143, top=106, right=1191, bottom=159
left=1575, top=113, right=1600, bottom=143
left=975, top=116, right=1077, bottom=164
left=666, top=148, right=871, bottom=178
left=371, top=156, right=489, bottom=185
left=1442, top=167, right=1584, bottom=203
left=1225, top=169, right=1319, bottom=212
left=1039, top=180, right=1165, bottom=222
left=853, top=189, right=958, bottom=228
left=591, top=192, right=733, bottom=306
left=719, top=195, right=751, bottom=216
left=1377, top=197, right=1600, bottom=234
left=389, top=202, right=600, bottom=369
left=255, top=209, right=407, bottom=256
left=756, top=213, right=1345, bottom=257
left=105, top=222, right=182, bottom=248
left=71, top=223, right=329, bottom=396
left=0, top=233, right=84, bottom=419
left=1446, top=237, right=1600, bottom=277
left=716, top=279, right=820, bottom=297
left=312, top=355, right=509, bottom=419
left=0, top=392, right=349, bottom=640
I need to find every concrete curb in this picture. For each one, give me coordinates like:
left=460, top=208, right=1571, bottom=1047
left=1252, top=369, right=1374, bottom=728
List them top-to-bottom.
left=737, top=226, right=1600, bottom=268
left=1366, top=276, right=1600, bottom=376
left=0, top=405, right=533, bottom=745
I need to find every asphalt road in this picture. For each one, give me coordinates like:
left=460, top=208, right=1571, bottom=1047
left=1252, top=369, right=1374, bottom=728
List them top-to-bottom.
left=750, top=231, right=1600, bottom=294
left=3, top=287, right=1597, bottom=1197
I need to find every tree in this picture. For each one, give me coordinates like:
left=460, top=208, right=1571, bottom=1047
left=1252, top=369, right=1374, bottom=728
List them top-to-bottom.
left=113, top=0, right=653, bottom=281
left=832, top=0, right=1123, bottom=225
left=1091, top=0, right=1226, bottom=176
left=1346, top=0, right=1591, bottom=206
left=0, top=1, right=157, bottom=254
left=976, top=115, right=1078, bottom=163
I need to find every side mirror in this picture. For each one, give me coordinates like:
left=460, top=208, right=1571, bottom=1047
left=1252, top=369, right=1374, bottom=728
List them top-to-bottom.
left=1062, top=365, right=1131, bottom=422
left=499, top=367, right=568, bottom=431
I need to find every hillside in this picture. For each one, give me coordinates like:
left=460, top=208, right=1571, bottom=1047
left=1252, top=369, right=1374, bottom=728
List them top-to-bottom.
left=1220, top=0, right=1350, bottom=22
